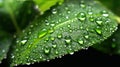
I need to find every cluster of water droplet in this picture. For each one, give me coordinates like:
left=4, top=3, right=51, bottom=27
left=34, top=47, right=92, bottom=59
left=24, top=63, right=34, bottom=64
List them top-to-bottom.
left=11, top=0, right=118, bottom=66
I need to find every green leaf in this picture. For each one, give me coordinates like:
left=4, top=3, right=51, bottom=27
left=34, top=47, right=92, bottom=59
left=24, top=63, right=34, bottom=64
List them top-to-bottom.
left=10, top=0, right=118, bottom=66
left=33, top=0, right=64, bottom=14
left=92, top=25, right=120, bottom=55
left=0, top=30, right=12, bottom=63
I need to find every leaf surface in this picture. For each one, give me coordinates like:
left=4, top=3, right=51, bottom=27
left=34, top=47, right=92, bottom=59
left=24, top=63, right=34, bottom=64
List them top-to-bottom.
left=10, top=0, right=118, bottom=66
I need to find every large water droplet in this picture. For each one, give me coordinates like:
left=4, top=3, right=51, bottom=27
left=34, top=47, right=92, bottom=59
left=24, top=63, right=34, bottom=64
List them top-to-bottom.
left=80, top=1, right=86, bottom=8
left=52, top=8, right=57, bottom=14
left=101, top=10, right=109, bottom=17
left=77, top=12, right=86, bottom=21
left=89, top=16, right=94, bottom=22
left=95, top=17, right=103, bottom=25
left=45, top=20, right=49, bottom=26
left=50, top=23, right=55, bottom=27
left=67, top=24, right=71, bottom=28
left=49, top=28, right=54, bottom=34
left=95, top=28, right=102, bottom=35
left=39, top=29, right=47, bottom=38
left=57, top=34, right=62, bottom=39
left=85, top=35, right=89, bottom=39
left=65, top=36, right=71, bottom=44
left=50, top=37, right=55, bottom=41
left=78, top=39, right=84, bottom=44
left=21, top=40, right=27, bottom=45
left=52, top=44, right=57, bottom=48
left=44, top=48, right=50, bottom=54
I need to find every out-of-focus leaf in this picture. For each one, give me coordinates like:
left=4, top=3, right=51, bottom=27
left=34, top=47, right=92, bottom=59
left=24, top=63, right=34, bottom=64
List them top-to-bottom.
left=9, top=0, right=118, bottom=66
left=33, top=0, right=64, bottom=14
left=93, top=25, right=120, bottom=55
left=0, top=29, right=12, bottom=63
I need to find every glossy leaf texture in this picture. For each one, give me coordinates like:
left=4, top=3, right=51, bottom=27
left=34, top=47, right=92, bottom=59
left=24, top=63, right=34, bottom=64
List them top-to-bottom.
left=9, top=0, right=118, bottom=66
left=33, top=0, right=64, bottom=14
left=93, top=25, right=120, bottom=55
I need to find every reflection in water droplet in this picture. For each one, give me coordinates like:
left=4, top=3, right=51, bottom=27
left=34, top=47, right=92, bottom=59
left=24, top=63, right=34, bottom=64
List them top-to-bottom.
left=77, top=12, right=86, bottom=21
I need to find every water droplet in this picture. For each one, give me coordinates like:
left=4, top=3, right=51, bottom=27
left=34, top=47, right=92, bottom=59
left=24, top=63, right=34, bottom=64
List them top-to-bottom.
left=80, top=1, right=86, bottom=8
left=52, top=8, right=57, bottom=14
left=101, top=10, right=109, bottom=17
left=77, top=12, right=86, bottom=21
left=66, top=16, right=69, bottom=19
left=89, top=16, right=94, bottom=22
left=95, top=17, right=103, bottom=25
left=45, top=20, right=49, bottom=26
left=50, top=23, right=55, bottom=27
left=67, top=24, right=71, bottom=28
left=30, top=25, right=34, bottom=28
left=49, top=28, right=54, bottom=34
left=95, top=28, right=102, bottom=35
left=39, top=29, right=47, bottom=38
left=69, top=29, right=73, bottom=32
left=57, top=34, right=62, bottom=39
left=85, top=35, right=89, bottom=39
left=65, top=36, right=71, bottom=44
left=50, top=37, right=55, bottom=41
left=21, top=40, right=27, bottom=45
left=78, top=40, right=84, bottom=44
left=52, top=44, right=57, bottom=48
left=44, top=48, right=50, bottom=54
left=2, top=50, right=5, bottom=53
left=55, top=51, right=59, bottom=54
left=69, top=52, right=74, bottom=55
left=26, top=63, right=31, bottom=65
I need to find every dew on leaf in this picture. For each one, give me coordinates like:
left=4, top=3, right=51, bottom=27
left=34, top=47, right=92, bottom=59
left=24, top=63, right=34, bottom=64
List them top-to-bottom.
left=80, top=1, right=86, bottom=8
left=52, top=8, right=57, bottom=14
left=101, top=10, right=109, bottom=17
left=77, top=12, right=86, bottom=21
left=89, top=16, right=94, bottom=22
left=95, top=17, right=103, bottom=25
left=50, top=23, right=55, bottom=27
left=95, top=28, right=102, bottom=35
left=39, top=29, right=47, bottom=38
left=57, top=34, right=62, bottom=39
left=85, top=35, right=89, bottom=39
left=65, top=36, right=71, bottom=44
left=50, top=37, right=55, bottom=41
left=78, top=39, right=84, bottom=44
left=21, top=40, right=27, bottom=45
left=52, top=44, right=57, bottom=48
left=44, top=48, right=50, bottom=54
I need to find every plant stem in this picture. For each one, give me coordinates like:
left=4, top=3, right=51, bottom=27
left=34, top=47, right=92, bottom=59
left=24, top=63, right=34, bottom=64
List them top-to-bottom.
left=5, top=3, right=21, bottom=34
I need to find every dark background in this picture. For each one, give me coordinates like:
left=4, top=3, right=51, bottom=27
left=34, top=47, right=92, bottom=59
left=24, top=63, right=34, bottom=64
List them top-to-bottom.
left=1, top=47, right=120, bottom=67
